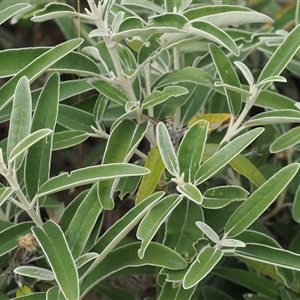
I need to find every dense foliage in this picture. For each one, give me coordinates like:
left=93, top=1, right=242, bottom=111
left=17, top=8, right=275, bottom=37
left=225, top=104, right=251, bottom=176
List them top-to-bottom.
left=1, top=1, right=300, bottom=299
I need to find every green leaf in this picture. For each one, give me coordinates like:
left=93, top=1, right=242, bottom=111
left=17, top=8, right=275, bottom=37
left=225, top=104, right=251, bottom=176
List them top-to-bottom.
left=121, top=0, right=164, bottom=14
left=0, top=3, right=30, bottom=26
left=31, top=3, right=78, bottom=22
left=184, top=5, right=272, bottom=26
left=112, top=13, right=187, bottom=42
left=191, top=21, right=239, bottom=56
left=258, top=25, right=300, bottom=88
left=137, top=33, right=161, bottom=65
left=0, top=38, right=83, bottom=110
left=209, top=43, right=241, bottom=115
left=0, top=48, right=100, bottom=78
left=234, top=61, right=254, bottom=86
left=155, top=67, right=214, bottom=89
left=25, top=73, right=59, bottom=200
left=7, top=76, right=31, bottom=170
left=89, top=80, right=130, bottom=106
left=143, top=86, right=188, bottom=109
left=254, top=89, right=297, bottom=110
left=93, top=95, right=109, bottom=127
left=57, top=104, right=95, bottom=133
left=245, top=109, right=300, bottom=127
left=98, top=120, right=148, bottom=209
left=178, top=120, right=208, bottom=183
left=157, top=122, right=180, bottom=177
left=270, top=126, right=300, bottom=153
left=195, top=128, right=264, bottom=184
left=9, top=129, right=52, bottom=165
left=53, top=130, right=89, bottom=151
left=136, top=147, right=165, bottom=204
left=229, top=153, right=266, bottom=187
left=225, top=163, right=300, bottom=237
left=36, top=164, right=150, bottom=198
left=177, top=183, right=203, bottom=204
left=66, top=184, right=102, bottom=259
left=292, top=184, right=300, bottom=223
left=202, top=186, right=249, bottom=209
left=0, top=187, right=13, bottom=206
left=91, top=191, right=165, bottom=254
left=137, top=194, right=182, bottom=259
left=164, top=200, right=204, bottom=260
left=32, top=221, right=78, bottom=300
left=196, top=221, right=219, bottom=244
left=0, top=222, right=34, bottom=257
left=81, top=242, right=187, bottom=298
left=235, top=243, right=300, bottom=271
left=183, top=247, right=223, bottom=288
left=75, top=253, right=98, bottom=269
left=14, top=266, right=55, bottom=281
left=213, top=268, right=280, bottom=299
left=158, top=282, right=197, bottom=300
left=201, top=286, right=234, bottom=300
left=46, top=287, right=66, bottom=300
left=11, top=293, right=46, bottom=300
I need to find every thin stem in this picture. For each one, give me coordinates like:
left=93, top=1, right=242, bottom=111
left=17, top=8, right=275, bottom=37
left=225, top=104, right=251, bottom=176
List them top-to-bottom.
left=173, top=46, right=181, bottom=128
left=221, top=85, right=260, bottom=144
left=4, top=170, right=43, bottom=227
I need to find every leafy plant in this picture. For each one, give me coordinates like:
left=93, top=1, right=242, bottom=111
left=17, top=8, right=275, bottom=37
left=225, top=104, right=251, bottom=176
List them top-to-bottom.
left=1, top=1, right=300, bottom=299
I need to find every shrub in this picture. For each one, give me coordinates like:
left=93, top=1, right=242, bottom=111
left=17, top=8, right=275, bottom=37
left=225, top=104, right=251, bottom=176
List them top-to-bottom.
left=1, top=1, right=300, bottom=299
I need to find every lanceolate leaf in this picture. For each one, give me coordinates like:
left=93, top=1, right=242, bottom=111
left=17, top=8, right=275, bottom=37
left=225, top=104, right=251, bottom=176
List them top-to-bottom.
left=0, top=3, right=30, bottom=26
left=31, top=3, right=79, bottom=22
left=183, top=5, right=272, bottom=27
left=191, top=21, right=239, bottom=56
left=258, top=24, right=300, bottom=88
left=0, top=38, right=83, bottom=110
left=209, top=43, right=241, bottom=115
left=155, top=67, right=214, bottom=89
left=25, top=72, right=59, bottom=200
left=7, top=76, right=31, bottom=170
left=89, top=80, right=130, bottom=106
left=142, top=86, right=188, bottom=109
left=57, top=104, right=95, bottom=134
left=244, top=109, right=300, bottom=127
left=98, top=120, right=148, bottom=210
left=178, top=120, right=208, bottom=182
left=157, top=122, right=180, bottom=177
left=270, top=126, right=300, bottom=153
left=195, top=128, right=264, bottom=184
left=9, top=129, right=52, bottom=164
left=52, top=131, right=89, bottom=151
left=136, top=147, right=165, bottom=204
left=229, top=153, right=266, bottom=187
left=225, top=163, right=300, bottom=237
left=36, top=164, right=150, bottom=198
left=177, top=183, right=203, bottom=204
left=65, top=184, right=103, bottom=258
left=292, top=184, right=300, bottom=223
left=202, top=186, right=248, bottom=209
left=0, top=187, right=13, bottom=206
left=82, top=192, right=165, bottom=284
left=137, top=194, right=182, bottom=259
left=164, top=201, right=204, bottom=260
left=32, top=221, right=79, bottom=300
left=196, top=221, right=219, bottom=244
left=81, top=242, right=187, bottom=298
left=235, top=243, right=300, bottom=271
left=183, top=247, right=223, bottom=289
left=14, top=266, right=55, bottom=281
left=213, top=268, right=280, bottom=299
